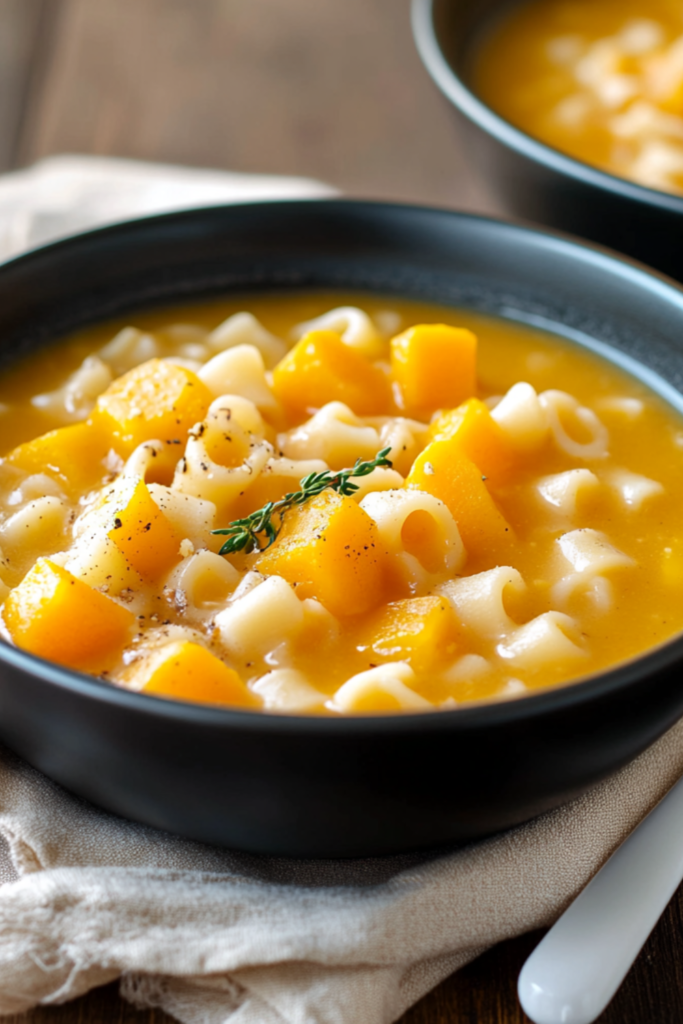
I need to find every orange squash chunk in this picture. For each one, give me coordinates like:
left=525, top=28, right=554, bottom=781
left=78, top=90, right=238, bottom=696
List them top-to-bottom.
left=391, top=324, right=477, bottom=415
left=271, top=329, right=391, bottom=417
left=94, top=358, right=212, bottom=472
left=430, top=398, right=517, bottom=487
left=5, top=420, right=112, bottom=497
left=406, top=439, right=514, bottom=560
left=108, top=477, right=182, bottom=580
left=255, top=489, right=388, bottom=617
left=4, top=558, right=134, bottom=672
left=361, top=596, right=459, bottom=672
left=140, top=641, right=257, bottom=707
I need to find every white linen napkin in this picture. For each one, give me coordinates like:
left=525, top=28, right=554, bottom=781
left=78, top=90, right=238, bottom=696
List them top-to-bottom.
left=0, top=154, right=336, bottom=258
left=0, top=155, right=679, bottom=1024
left=0, top=723, right=682, bottom=1023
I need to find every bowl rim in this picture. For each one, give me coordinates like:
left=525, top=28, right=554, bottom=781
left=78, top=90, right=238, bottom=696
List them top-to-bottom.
left=411, top=0, right=683, bottom=215
left=3, top=198, right=683, bottom=734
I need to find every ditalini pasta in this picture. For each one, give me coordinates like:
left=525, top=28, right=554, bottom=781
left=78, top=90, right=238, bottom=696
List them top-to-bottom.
left=0, top=292, right=682, bottom=714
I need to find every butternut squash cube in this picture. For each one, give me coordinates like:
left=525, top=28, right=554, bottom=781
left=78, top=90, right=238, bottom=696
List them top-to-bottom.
left=391, top=324, right=477, bottom=415
left=271, top=330, right=391, bottom=417
left=94, top=359, right=212, bottom=472
left=430, top=398, right=517, bottom=487
left=5, top=420, right=112, bottom=497
left=406, top=439, right=514, bottom=560
left=108, top=477, right=182, bottom=580
left=255, top=489, right=388, bottom=617
left=3, top=558, right=134, bottom=671
left=362, top=596, right=459, bottom=672
left=140, top=641, right=258, bottom=707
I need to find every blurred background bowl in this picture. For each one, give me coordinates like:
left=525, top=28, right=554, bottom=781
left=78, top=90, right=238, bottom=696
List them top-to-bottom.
left=412, top=0, right=683, bottom=282
left=3, top=200, right=683, bottom=856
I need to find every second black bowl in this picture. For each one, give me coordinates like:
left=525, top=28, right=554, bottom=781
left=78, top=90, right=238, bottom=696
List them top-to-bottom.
left=412, top=0, right=683, bottom=282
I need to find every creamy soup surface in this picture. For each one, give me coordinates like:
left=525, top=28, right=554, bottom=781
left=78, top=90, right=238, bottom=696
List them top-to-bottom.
left=474, top=0, right=683, bottom=196
left=0, top=292, right=681, bottom=715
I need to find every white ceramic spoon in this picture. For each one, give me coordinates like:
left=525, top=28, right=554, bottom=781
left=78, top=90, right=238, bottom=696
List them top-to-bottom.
left=518, top=771, right=683, bottom=1024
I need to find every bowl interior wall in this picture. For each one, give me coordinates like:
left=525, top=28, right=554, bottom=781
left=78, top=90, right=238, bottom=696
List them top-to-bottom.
left=432, top=0, right=516, bottom=83
left=3, top=204, right=683, bottom=402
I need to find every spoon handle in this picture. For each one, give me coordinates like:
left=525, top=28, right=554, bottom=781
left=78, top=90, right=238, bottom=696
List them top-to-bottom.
left=518, top=772, right=683, bottom=1024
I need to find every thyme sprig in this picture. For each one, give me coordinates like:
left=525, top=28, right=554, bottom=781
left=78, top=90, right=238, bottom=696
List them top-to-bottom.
left=212, top=446, right=393, bottom=555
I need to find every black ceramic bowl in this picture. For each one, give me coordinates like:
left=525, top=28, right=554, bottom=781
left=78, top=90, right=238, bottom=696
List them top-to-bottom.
left=412, top=0, right=683, bottom=282
left=2, top=200, right=683, bottom=858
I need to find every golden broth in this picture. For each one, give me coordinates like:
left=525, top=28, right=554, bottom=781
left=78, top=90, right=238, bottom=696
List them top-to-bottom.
left=474, top=0, right=683, bottom=196
left=0, top=292, right=682, bottom=712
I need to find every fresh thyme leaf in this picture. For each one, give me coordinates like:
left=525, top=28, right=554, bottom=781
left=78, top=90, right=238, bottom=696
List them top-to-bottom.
left=212, top=446, right=393, bottom=555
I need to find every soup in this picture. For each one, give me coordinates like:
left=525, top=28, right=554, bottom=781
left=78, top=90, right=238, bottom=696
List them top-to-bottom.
left=474, top=0, right=683, bottom=196
left=0, top=293, right=681, bottom=714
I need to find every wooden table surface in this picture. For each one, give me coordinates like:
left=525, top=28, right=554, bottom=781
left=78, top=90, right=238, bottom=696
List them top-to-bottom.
left=1, top=0, right=682, bottom=1021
